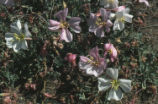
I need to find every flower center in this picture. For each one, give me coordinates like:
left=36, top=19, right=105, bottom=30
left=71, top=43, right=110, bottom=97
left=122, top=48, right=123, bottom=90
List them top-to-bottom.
left=108, top=0, right=114, bottom=3
left=118, top=16, right=125, bottom=22
left=96, top=18, right=106, bottom=26
left=60, top=21, right=69, bottom=28
left=14, top=33, right=25, bottom=41
left=108, top=49, right=113, bottom=54
left=87, top=56, right=100, bottom=67
left=111, top=80, right=120, bottom=90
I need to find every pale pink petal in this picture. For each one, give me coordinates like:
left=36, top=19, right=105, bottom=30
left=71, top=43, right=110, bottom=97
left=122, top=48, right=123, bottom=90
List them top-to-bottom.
left=49, top=20, right=60, bottom=26
left=60, top=29, right=73, bottom=42
left=80, top=56, right=91, bottom=63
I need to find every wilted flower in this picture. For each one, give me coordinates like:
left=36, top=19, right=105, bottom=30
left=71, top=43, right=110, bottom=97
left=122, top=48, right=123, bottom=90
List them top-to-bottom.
left=0, top=0, right=14, bottom=7
left=100, top=0, right=119, bottom=9
left=139, top=0, right=149, bottom=6
left=113, top=7, right=133, bottom=31
left=49, top=8, right=81, bottom=42
left=89, top=8, right=113, bottom=37
left=5, top=20, right=32, bottom=52
left=104, top=43, right=117, bottom=62
left=79, top=47, right=106, bottom=77
left=64, top=53, right=77, bottom=67
left=98, top=68, right=131, bottom=101
left=3, top=96, right=12, bottom=104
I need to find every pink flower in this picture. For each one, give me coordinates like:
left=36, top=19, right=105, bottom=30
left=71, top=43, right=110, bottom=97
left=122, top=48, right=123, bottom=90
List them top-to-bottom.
left=139, top=0, right=149, bottom=6
left=48, top=8, right=81, bottom=42
left=89, top=8, right=113, bottom=37
left=104, top=43, right=117, bottom=62
left=79, top=47, right=106, bottom=77
left=64, top=53, right=77, bottom=67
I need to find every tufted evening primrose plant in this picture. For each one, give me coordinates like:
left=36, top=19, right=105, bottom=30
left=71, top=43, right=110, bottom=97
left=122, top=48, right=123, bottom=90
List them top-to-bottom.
left=100, top=0, right=119, bottom=9
left=113, top=7, right=133, bottom=31
left=48, top=8, right=81, bottom=42
left=89, top=8, right=113, bottom=37
left=5, top=20, right=32, bottom=52
left=104, top=43, right=117, bottom=62
left=79, top=47, right=106, bottom=77
left=98, top=68, right=131, bottom=101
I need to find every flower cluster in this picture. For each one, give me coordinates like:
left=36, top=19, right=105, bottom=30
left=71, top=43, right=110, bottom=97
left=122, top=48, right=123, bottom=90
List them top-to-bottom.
left=2, top=0, right=150, bottom=102
left=78, top=43, right=131, bottom=100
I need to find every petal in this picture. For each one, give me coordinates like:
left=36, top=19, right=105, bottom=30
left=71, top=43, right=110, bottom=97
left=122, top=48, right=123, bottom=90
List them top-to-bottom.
left=4, top=0, right=14, bottom=7
left=139, top=0, right=149, bottom=6
left=115, top=6, right=125, bottom=12
left=54, top=8, right=68, bottom=21
left=100, top=8, right=111, bottom=21
left=124, top=8, right=130, bottom=14
left=116, top=11, right=124, bottom=19
left=88, top=13, right=97, bottom=32
left=109, top=13, right=116, bottom=20
left=124, top=14, right=133, bottom=23
left=68, top=17, right=81, bottom=33
left=68, top=17, right=81, bottom=26
left=16, top=20, right=22, bottom=31
left=49, top=20, right=60, bottom=26
left=106, top=20, right=113, bottom=32
left=106, top=20, right=113, bottom=27
left=113, top=20, right=120, bottom=31
left=118, top=21, right=125, bottom=31
left=24, top=23, right=31, bottom=37
left=10, top=25, right=21, bottom=34
left=48, top=26, right=60, bottom=31
left=94, top=26, right=104, bottom=37
left=60, top=29, right=73, bottom=42
left=5, top=33, right=14, bottom=38
left=5, top=33, right=14, bottom=48
left=5, top=38, right=14, bottom=48
left=21, top=40, right=28, bottom=50
left=13, top=42, right=21, bottom=53
left=104, top=43, right=112, bottom=50
left=89, top=46, right=99, bottom=60
left=112, top=47, right=117, bottom=58
left=80, top=56, right=91, bottom=63
left=99, top=58, right=106, bottom=69
left=79, top=61, right=93, bottom=71
left=86, top=66, right=103, bottom=77
left=106, top=68, right=118, bottom=80
left=98, top=77, right=111, bottom=91
left=119, top=79, right=131, bottom=93
left=108, top=88, right=123, bottom=101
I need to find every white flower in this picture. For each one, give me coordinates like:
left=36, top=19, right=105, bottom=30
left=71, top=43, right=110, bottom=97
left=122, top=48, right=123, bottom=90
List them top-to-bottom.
left=100, top=0, right=119, bottom=9
left=113, top=8, right=133, bottom=31
left=5, top=20, right=32, bottom=52
left=98, top=68, right=131, bottom=101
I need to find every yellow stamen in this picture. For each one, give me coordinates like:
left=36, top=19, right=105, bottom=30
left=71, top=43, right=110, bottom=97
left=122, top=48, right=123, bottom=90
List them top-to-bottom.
left=108, top=0, right=114, bottom=3
left=118, top=16, right=125, bottom=22
left=96, top=18, right=106, bottom=26
left=60, top=21, right=69, bottom=28
left=14, top=33, right=25, bottom=40
left=108, top=49, right=113, bottom=54
left=87, top=56, right=100, bottom=67
left=111, top=80, right=120, bottom=90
